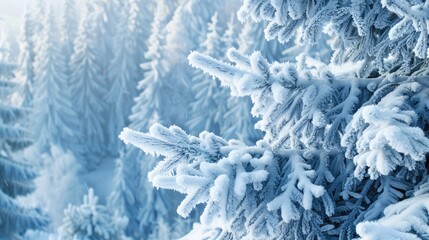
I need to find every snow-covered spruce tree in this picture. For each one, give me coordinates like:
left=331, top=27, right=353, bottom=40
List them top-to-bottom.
left=31, top=0, right=46, bottom=55
left=59, top=0, right=78, bottom=81
left=86, top=0, right=119, bottom=72
left=87, top=0, right=122, bottom=157
left=105, top=0, right=141, bottom=154
left=120, top=0, right=429, bottom=239
left=132, top=0, right=155, bottom=70
left=70, top=1, right=108, bottom=166
left=109, top=1, right=181, bottom=239
left=15, top=3, right=35, bottom=109
left=32, top=6, right=80, bottom=154
left=188, top=12, right=231, bottom=136
left=220, top=14, right=238, bottom=52
left=0, top=25, right=11, bottom=75
left=0, top=41, right=49, bottom=239
left=108, top=152, right=139, bottom=237
left=59, top=188, right=130, bottom=240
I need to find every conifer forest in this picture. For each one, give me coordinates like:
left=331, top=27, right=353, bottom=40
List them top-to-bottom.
left=1, top=0, right=429, bottom=239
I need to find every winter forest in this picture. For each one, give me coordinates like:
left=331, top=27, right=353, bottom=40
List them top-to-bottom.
left=0, top=0, right=429, bottom=239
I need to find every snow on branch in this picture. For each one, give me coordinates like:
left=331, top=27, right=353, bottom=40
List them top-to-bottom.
left=236, top=0, right=429, bottom=76
left=381, top=0, right=429, bottom=58
left=190, top=48, right=429, bottom=181
left=190, top=49, right=348, bottom=150
left=343, top=82, right=429, bottom=179
left=120, top=124, right=329, bottom=238
left=267, top=153, right=326, bottom=222
left=60, top=188, right=130, bottom=240
left=357, top=193, right=429, bottom=240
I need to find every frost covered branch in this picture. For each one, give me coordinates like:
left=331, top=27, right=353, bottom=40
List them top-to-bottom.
left=120, top=124, right=333, bottom=238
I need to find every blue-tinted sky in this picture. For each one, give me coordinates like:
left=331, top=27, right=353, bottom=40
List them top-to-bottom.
left=0, top=0, right=60, bottom=54
left=0, top=0, right=26, bottom=37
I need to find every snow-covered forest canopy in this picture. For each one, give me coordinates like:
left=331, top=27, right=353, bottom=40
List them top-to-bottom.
left=0, top=0, right=429, bottom=239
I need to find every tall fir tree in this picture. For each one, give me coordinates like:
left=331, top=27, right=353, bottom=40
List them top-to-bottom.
left=31, top=0, right=46, bottom=55
left=59, top=0, right=78, bottom=82
left=70, top=0, right=107, bottom=167
left=88, top=0, right=121, bottom=157
left=89, top=0, right=119, bottom=68
left=105, top=0, right=141, bottom=154
left=133, top=0, right=155, bottom=69
left=15, top=3, right=35, bottom=109
left=31, top=6, right=80, bottom=154
left=220, top=14, right=238, bottom=51
left=0, top=24, right=11, bottom=70
left=0, top=34, right=49, bottom=239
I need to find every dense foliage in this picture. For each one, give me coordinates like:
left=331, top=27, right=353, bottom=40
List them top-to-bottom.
left=2, top=0, right=429, bottom=239
left=121, top=0, right=429, bottom=239
left=0, top=25, right=49, bottom=239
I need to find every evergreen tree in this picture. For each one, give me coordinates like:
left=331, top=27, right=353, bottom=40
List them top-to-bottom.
left=31, top=0, right=46, bottom=54
left=59, top=0, right=78, bottom=80
left=88, top=0, right=121, bottom=156
left=89, top=0, right=119, bottom=74
left=105, top=0, right=140, bottom=154
left=121, top=0, right=429, bottom=238
left=133, top=0, right=155, bottom=68
left=70, top=1, right=107, bottom=167
left=16, top=3, right=35, bottom=109
left=31, top=6, right=80, bottom=154
left=220, top=14, right=238, bottom=51
left=0, top=24, right=11, bottom=70
left=0, top=36, right=49, bottom=239
left=108, top=153, right=139, bottom=237
left=60, top=188, right=130, bottom=240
